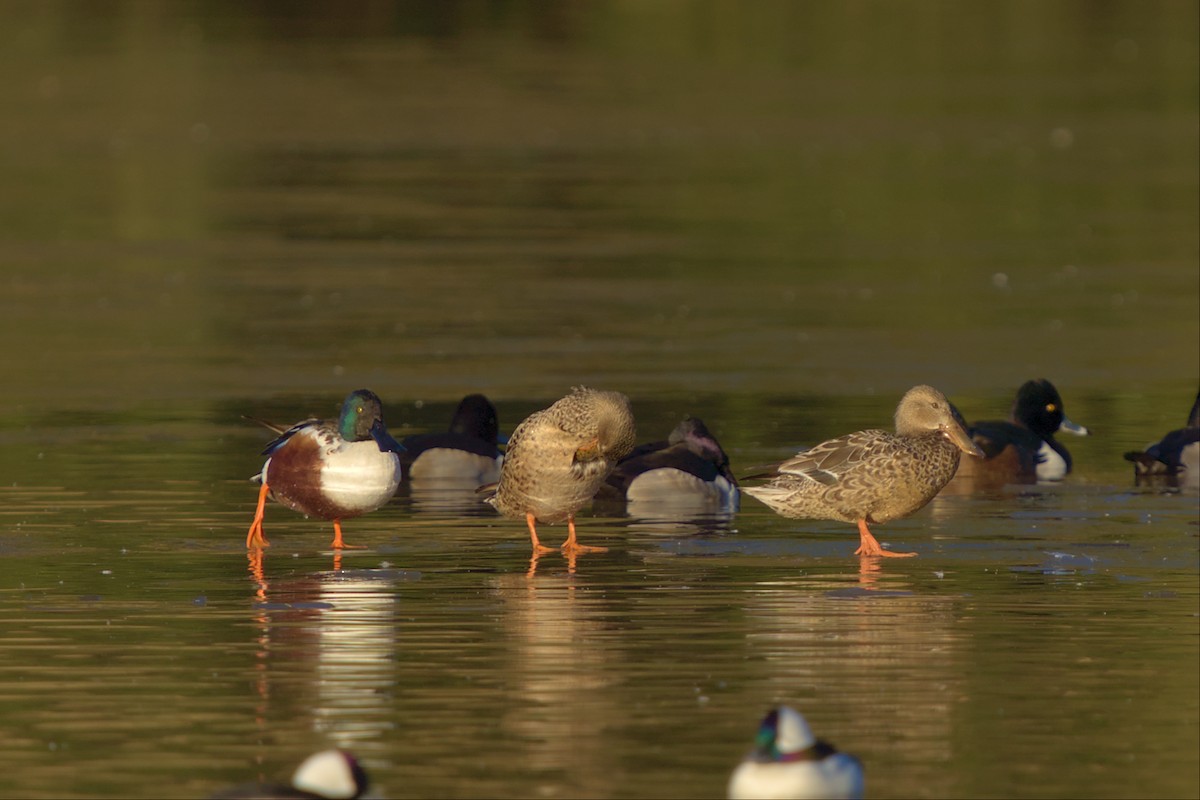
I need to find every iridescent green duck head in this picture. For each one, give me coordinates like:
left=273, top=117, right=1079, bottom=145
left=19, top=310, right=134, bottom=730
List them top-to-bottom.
left=339, top=389, right=404, bottom=453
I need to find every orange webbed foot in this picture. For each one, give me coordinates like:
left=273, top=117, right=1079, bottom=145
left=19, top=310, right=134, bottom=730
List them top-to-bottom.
left=246, top=482, right=271, bottom=549
left=560, top=515, right=608, bottom=557
left=854, top=518, right=916, bottom=558
left=330, top=520, right=367, bottom=550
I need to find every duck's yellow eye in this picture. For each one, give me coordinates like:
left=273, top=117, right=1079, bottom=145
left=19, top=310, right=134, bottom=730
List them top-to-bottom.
left=1046, top=403, right=1057, bottom=412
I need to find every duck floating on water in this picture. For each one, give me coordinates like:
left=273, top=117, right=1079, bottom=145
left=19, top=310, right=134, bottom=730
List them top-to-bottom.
left=955, top=378, right=1089, bottom=483
left=743, top=385, right=982, bottom=558
left=483, top=386, right=635, bottom=556
left=245, top=389, right=404, bottom=550
left=1124, top=390, right=1199, bottom=482
left=400, top=393, right=504, bottom=486
left=599, top=416, right=739, bottom=510
left=728, top=706, right=864, bottom=800
left=211, top=749, right=369, bottom=800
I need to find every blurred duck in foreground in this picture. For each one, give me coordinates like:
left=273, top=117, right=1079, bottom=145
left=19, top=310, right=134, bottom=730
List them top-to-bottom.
left=954, top=379, right=1089, bottom=484
left=744, top=385, right=982, bottom=558
left=483, top=386, right=636, bottom=555
left=244, top=389, right=404, bottom=550
left=1124, top=390, right=1199, bottom=483
left=400, top=393, right=504, bottom=486
left=597, top=416, right=739, bottom=510
left=728, top=706, right=864, bottom=800
left=211, top=749, right=369, bottom=800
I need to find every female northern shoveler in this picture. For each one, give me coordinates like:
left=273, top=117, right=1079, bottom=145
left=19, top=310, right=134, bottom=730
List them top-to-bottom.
left=955, top=378, right=1090, bottom=483
left=743, top=385, right=982, bottom=558
left=484, top=386, right=635, bottom=556
left=245, top=389, right=403, bottom=550
left=1124, top=390, right=1199, bottom=480
left=400, top=393, right=504, bottom=486
left=599, top=416, right=739, bottom=509
left=727, top=706, right=864, bottom=800
left=210, top=749, right=369, bottom=800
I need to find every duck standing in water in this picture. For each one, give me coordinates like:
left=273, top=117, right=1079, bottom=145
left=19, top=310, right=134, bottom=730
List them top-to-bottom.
left=955, top=378, right=1090, bottom=483
left=744, top=385, right=982, bottom=558
left=484, top=386, right=635, bottom=556
left=245, top=389, right=404, bottom=550
left=1124, top=390, right=1199, bottom=480
left=400, top=393, right=504, bottom=486
left=600, top=416, right=739, bottom=509
left=727, top=706, right=864, bottom=800
left=211, top=749, right=369, bottom=799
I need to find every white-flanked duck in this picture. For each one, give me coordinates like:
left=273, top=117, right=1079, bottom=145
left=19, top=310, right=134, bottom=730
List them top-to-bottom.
left=400, top=393, right=504, bottom=486
left=728, top=706, right=864, bottom=800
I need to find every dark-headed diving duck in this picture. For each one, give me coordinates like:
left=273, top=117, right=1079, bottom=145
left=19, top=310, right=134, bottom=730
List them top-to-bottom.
left=956, top=378, right=1090, bottom=483
left=743, top=385, right=983, bottom=558
left=483, top=386, right=635, bottom=556
left=245, top=389, right=404, bottom=550
left=1124, top=390, right=1199, bottom=481
left=400, top=393, right=504, bottom=486
left=727, top=706, right=864, bottom=800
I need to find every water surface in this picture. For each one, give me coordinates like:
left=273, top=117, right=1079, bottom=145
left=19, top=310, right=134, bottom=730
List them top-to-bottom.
left=0, top=4, right=1197, bottom=799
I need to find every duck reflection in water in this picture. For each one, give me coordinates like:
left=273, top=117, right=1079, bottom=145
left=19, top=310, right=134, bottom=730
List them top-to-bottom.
left=744, top=385, right=982, bottom=558
left=244, top=549, right=407, bottom=777
left=490, top=568, right=620, bottom=795
left=738, top=575, right=959, bottom=785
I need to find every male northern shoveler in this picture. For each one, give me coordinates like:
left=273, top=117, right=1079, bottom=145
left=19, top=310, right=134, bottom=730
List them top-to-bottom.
left=955, top=378, right=1090, bottom=483
left=743, top=385, right=982, bottom=558
left=483, top=386, right=635, bottom=556
left=245, top=389, right=403, bottom=550
left=1124, top=390, right=1199, bottom=480
left=400, top=393, right=503, bottom=486
left=598, top=416, right=739, bottom=509
left=727, top=706, right=864, bottom=800
left=210, top=749, right=369, bottom=800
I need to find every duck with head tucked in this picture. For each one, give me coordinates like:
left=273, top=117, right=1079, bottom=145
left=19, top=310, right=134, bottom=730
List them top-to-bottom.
left=955, top=378, right=1090, bottom=483
left=743, top=385, right=982, bottom=558
left=484, top=386, right=635, bottom=556
left=245, top=389, right=404, bottom=550
left=1124, top=390, right=1199, bottom=482
left=400, top=393, right=504, bottom=486
left=599, top=416, right=739, bottom=509
left=727, top=706, right=864, bottom=800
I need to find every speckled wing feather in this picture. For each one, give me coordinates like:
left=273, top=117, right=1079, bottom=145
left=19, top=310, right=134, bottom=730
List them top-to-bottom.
left=775, top=429, right=894, bottom=486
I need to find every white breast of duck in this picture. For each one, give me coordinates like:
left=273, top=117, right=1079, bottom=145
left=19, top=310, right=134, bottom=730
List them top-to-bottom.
left=319, top=438, right=403, bottom=513
left=1035, top=440, right=1069, bottom=481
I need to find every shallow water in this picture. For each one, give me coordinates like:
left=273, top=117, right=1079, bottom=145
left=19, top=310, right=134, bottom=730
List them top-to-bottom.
left=1, top=4, right=1198, bottom=799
